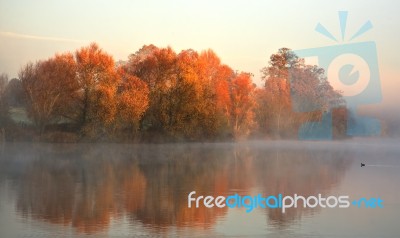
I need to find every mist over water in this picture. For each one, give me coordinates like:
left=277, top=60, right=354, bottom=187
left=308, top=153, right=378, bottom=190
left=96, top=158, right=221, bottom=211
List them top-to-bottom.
left=0, top=139, right=400, bottom=237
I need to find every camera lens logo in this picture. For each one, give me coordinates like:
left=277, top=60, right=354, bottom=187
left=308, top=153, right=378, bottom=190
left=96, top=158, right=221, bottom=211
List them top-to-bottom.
left=291, top=11, right=382, bottom=139
left=329, top=53, right=370, bottom=97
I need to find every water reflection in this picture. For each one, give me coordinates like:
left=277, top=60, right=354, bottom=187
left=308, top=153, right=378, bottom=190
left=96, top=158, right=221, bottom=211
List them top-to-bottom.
left=0, top=142, right=351, bottom=235
left=254, top=148, right=351, bottom=228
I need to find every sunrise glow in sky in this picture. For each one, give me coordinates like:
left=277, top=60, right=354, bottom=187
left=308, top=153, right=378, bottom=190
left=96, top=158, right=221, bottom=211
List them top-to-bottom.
left=1, top=0, right=399, bottom=115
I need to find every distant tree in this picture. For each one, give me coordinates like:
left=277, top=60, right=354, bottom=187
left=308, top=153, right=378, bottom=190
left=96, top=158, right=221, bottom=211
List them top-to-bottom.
left=260, top=48, right=344, bottom=138
left=260, top=48, right=300, bottom=137
left=19, top=54, right=78, bottom=134
left=290, top=65, right=344, bottom=113
left=230, top=72, right=256, bottom=139
left=0, top=73, right=9, bottom=128
left=0, top=73, right=9, bottom=95
left=4, top=78, right=25, bottom=107
left=253, top=88, right=270, bottom=136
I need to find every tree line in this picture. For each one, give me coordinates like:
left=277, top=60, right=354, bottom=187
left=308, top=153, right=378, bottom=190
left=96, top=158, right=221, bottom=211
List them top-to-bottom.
left=0, top=44, right=347, bottom=142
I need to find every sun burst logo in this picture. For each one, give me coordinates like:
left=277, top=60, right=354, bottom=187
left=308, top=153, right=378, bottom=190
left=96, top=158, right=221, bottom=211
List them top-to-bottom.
left=290, top=11, right=382, bottom=140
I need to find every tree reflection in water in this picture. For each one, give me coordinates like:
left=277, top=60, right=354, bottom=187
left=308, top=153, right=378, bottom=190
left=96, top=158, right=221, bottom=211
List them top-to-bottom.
left=1, top=142, right=351, bottom=234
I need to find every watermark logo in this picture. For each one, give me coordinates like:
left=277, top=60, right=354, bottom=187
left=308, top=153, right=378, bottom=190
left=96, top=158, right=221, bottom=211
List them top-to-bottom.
left=290, top=11, right=382, bottom=140
left=188, top=191, right=383, bottom=213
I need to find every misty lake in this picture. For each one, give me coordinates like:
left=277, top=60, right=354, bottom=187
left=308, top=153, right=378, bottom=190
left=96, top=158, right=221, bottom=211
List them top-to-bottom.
left=1, top=140, right=400, bottom=237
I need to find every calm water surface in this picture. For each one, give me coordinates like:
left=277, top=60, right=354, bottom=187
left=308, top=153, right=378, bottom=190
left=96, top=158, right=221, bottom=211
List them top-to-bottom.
left=0, top=140, right=399, bottom=237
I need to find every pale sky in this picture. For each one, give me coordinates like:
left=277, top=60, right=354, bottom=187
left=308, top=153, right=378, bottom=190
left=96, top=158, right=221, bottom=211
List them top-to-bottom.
left=0, top=0, right=399, bottom=116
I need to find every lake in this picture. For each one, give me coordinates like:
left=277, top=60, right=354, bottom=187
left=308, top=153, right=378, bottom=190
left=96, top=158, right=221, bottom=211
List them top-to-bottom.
left=0, top=140, right=399, bottom=237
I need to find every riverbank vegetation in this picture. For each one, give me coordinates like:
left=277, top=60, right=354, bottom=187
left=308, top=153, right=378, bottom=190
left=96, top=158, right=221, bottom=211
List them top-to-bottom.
left=0, top=44, right=349, bottom=142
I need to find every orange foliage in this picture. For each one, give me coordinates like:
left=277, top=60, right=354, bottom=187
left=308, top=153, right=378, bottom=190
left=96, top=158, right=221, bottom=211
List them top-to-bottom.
left=16, top=43, right=345, bottom=141
left=75, top=43, right=118, bottom=138
left=125, top=46, right=237, bottom=140
left=19, top=53, right=78, bottom=133
left=116, top=68, right=149, bottom=135
left=230, top=73, right=256, bottom=138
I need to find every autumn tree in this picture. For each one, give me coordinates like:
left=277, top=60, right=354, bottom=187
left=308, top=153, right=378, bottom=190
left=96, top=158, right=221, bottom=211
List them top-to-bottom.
left=13, top=43, right=263, bottom=141
left=75, top=43, right=119, bottom=138
left=125, top=45, right=177, bottom=137
left=125, top=46, right=236, bottom=140
left=126, top=46, right=204, bottom=139
left=258, top=48, right=345, bottom=138
left=260, top=48, right=301, bottom=138
left=163, top=49, right=201, bottom=138
left=167, top=49, right=233, bottom=139
left=197, top=50, right=234, bottom=138
left=19, top=54, right=78, bottom=133
left=289, top=65, right=345, bottom=134
left=290, top=65, right=344, bottom=113
left=116, top=68, right=149, bottom=138
left=230, top=72, right=256, bottom=139
left=253, top=88, right=270, bottom=136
